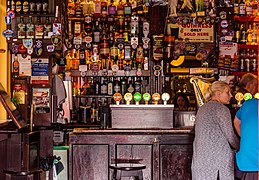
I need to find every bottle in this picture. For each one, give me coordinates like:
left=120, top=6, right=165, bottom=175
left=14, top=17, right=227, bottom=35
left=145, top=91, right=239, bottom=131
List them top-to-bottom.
left=11, top=0, right=16, bottom=12
left=22, top=0, right=29, bottom=14
left=68, top=0, right=75, bottom=18
left=94, top=0, right=101, bottom=17
left=100, top=0, right=108, bottom=17
left=108, top=0, right=116, bottom=15
left=116, top=0, right=124, bottom=17
left=124, top=0, right=132, bottom=16
left=234, top=0, right=239, bottom=15
left=239, top=0, right=246, bottom=16
left=245, top=0, right=252, bottom=15
left=251, top=0, right=258, bottom=15
left=75, top=1, right=83, bottom=18
left=17, top=16, right=26, bottom=39
left=26, top=16, right=35, bottom=39
left=35, top=17, right=44, bottom=39
left=44, top=17, right=52, bottom=39
left=74, top=20, right=82, bottom=37
left=93, top=20, right=101, bottom=43
left=251, top=22, right=258, bottom=45
left=235, top=23, right=241, bottom=43
left=240, top=23, right=246, bottom=44
left=246, top=23, right=253, bottom=44
left=110, top=43, right=119, bottom=62
left=79, top=48, right=86, bottom=65
left=71, top=50, right=80, bottom=70
left=12, top=56, right=19, bottom=77
left=94, top=77, right=101, bottom=95
left=101, top=77, right=108, bottom=95
left=107, top=77, right=114, bottom=95
left=113, top=77, right=121, bottom=93
left=120, top=77, right=127, bottom=96
left=134, top=77, right=142, bottom=93
left=71, top=97, right=78, bottom=123
left=90, top=98, right=97, bottom=123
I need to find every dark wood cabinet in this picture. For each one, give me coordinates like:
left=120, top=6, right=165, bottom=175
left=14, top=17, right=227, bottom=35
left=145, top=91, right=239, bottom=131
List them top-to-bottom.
left=69, top=129, right=194, bottom=180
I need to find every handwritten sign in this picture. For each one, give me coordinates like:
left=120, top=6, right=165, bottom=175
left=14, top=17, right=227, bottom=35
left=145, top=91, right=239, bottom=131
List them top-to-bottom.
left=178, top=23, right=214, bottom=42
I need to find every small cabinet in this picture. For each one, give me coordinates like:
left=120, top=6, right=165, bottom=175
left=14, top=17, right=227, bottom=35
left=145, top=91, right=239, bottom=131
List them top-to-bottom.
left=69, top=130, right=194, bottom=180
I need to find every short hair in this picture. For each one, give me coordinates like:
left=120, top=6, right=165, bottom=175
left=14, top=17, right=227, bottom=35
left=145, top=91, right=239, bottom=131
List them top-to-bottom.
left=239, top=73, right=257, bottom=87
left=204, top=81, right=229, bottom=102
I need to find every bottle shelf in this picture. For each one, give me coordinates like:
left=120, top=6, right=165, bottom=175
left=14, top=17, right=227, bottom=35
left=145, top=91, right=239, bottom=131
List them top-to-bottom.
left=234, top=16, right=259, bottom=22
left=237, top=44, right=259, bottom=49
left=71, top=69, right=151, bottom=77
left=232, top=71, right=258, bottom=76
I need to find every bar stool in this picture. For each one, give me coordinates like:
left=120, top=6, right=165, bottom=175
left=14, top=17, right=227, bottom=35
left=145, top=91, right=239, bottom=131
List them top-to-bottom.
left=109, top=163, right=146, bottom=180
left=4, top=169, right=42, bottom=180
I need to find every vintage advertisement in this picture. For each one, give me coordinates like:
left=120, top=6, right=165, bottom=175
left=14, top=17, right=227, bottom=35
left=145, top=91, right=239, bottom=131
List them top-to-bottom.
left=178, top=23, right=214, bottom=42
left=31, top=58, right=49, bottom=85
left=32, top=88, right=50, bottom=114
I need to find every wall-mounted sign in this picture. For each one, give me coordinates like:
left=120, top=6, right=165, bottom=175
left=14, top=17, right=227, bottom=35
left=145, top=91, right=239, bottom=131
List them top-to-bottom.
left=178, top=23, right=214, bottom=42
left=31, top=58, right=49, bottom=85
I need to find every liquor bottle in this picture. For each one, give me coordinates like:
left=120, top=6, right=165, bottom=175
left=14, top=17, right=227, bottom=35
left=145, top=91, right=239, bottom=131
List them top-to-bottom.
left=15, top=0, right=22, bottom=14
left=22, top=0, right=29, bottom=14
left=29, top=0, right=35, bottom=14
left=35, top=0, right=42, bottom=14
left=42, top=0, right=48, bottom=14
left=68, top=0, right=75, bottom=18
left=94, top=0, right=101, bottom=17
left=100, top=0, right=108, bottom=17
left=108, top=0, right=116, bottom=16
left=116, top=0, right=124, bottom=17
left=124, top=0, right=132, bottom=16
left=234, top=0, right=239, bottom=15
left=239, top=0, right=246, bottom=16
left=245, top=0, right=252, bottom=15
left=251, top=0, right=258, bottom=15
left=75, top=1, right=83, bottom=18
left=17, top=16, right=26, bottom=39
left=26, top=16, right=35, bottom=39
left=35, top=17, right=44, bottom=39
left=44, top=17, right=52, bottom=39
left=74, top=20, right=82, bottom=37
left=93, top=20, right=101, bottom=43
left=235, top=22, right=241, bottom=43
left=251, top=22, right=258, bottom=45
left=100, top=23, right=110, bottom=59
left=240, top=23, right=246, bottom=44
left=246, top=23, right=253, bottom=44
left=110, top=43, right=119, bottom=62
left=136, top=45, right=144, bottom=63
left=79, top=48, right=86, bottom=65
left=71, top=50, right=80, bottom=70
left=131, top=50, right=137, bottom=70
left=12, top=56, right=19, bottom=77
left=94, top=77, right=101, bottom=95
left=101, top=77, right=108, bottom=95
left=107, top=77, right=114, bottom=95
left=113, top=77, right=121, bottom=93
left=120, top=77, right=127, bottom=96
left=134, top=77, right=142, bottom=93
left=127, top=78, right=134, bottom=94
left=71, top=97, right=78, bottom=123
left=90, top=98, right=97, bottom=123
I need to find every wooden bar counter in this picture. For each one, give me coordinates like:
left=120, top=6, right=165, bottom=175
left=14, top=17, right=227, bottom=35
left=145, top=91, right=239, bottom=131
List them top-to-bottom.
left=69, top=128, right=194, bottom=180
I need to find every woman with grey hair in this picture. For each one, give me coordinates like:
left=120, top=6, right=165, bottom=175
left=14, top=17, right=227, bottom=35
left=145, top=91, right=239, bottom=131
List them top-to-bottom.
left=192, top=81, right=239, bottom=180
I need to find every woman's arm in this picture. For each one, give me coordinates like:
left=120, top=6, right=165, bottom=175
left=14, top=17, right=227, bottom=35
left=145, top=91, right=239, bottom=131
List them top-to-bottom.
left=233, top=116, right=241, bottom=136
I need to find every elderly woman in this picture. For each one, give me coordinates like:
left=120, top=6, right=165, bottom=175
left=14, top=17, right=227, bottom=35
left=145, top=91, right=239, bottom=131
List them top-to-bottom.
left=192, top=81, right=239, bottom=180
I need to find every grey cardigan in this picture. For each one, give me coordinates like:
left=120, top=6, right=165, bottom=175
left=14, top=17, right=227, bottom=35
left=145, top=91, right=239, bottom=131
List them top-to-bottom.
left=192, top=101, right=239, bottom=180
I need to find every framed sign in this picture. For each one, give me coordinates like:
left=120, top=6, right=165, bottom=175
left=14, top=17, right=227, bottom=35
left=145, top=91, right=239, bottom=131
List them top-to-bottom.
left=178, top=23, right=214, bottom=42
left=31, top=58, right=49, bottom=85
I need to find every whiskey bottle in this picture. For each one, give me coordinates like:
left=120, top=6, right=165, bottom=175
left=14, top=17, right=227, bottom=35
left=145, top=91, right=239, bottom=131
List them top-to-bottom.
left=29, top=0, right=35, bottom=14
left=35, top=0, right=42, bottom=14
left=94, top=0, right=101, bottom=17
left=100, top=0, right=108, bottom=17
left=108, top=0, right=116, bottom=16
left=117, top=0, right=124, bottom=17
left=124, top=0, right=132, bottom=16
left=239, top=0, right=246, bottom=16
left=245, top=0, right=252, bottom=16
left=26, top=16, right=35, bottom=39
left=93, top=20, right=101, bottom=43
left=251, top=22, right=258, bottom=45
left=240, top=23, right=246, bottom=44
left=246, top=23, right=253, bottom=44
left=79, top=48, right=86, bottom=65
left=12, top=56, right=19, bottom=77
left=101, top=77, right=108, bottom=95
left=107, top=77, right=114, bottom=95
left=90, top=98, right=97, bottom=123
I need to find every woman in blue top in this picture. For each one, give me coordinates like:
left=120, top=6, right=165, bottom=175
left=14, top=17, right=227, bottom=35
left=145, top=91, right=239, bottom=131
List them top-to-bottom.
left=234, top=98, right=259, bottom=180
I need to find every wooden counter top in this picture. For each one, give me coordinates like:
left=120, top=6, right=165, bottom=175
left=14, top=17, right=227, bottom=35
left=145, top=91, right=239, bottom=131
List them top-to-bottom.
left=72, top=128, right=194, bottom=134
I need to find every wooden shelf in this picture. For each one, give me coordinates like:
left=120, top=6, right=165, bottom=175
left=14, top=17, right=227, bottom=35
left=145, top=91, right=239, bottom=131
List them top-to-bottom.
left=234, top=15, right=259, bottom=22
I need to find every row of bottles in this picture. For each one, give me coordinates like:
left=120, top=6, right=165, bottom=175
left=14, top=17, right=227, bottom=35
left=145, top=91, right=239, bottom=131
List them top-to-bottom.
left=7, top=0, right=49, bottom=15
left=66, top=0, right=151, bottom=72
left=67, top=0, right=148, bottom=18
left=233, top=0, right=259, bottom=16
left=234, top=21, right=259, bottom=45
left=238, top=48, right=258, bottom=72
left=72, top=76, right=148, bottom=96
